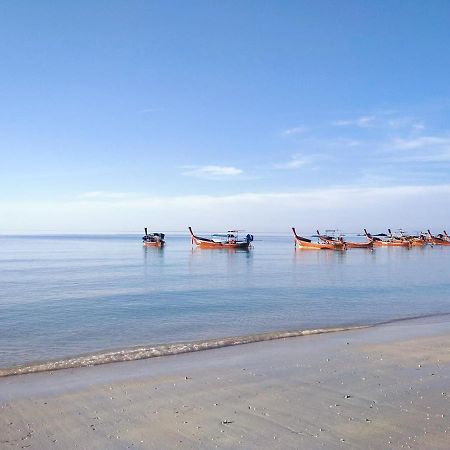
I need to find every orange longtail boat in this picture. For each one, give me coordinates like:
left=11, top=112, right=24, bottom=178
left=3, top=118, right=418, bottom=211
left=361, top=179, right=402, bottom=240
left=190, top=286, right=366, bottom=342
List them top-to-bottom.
left=189, top=227, right=253, bottom=249
left=142, top=228, right=165, bottom=247
left=292, top=228, right=345, bottom=250
left=387, top=228, right=426, bottom=247
left=317, top=229, right=373, bottom=249
left=364, top=229, right=411, bottom=247
left=396, top=229, right=427, bottom=247
left=426, top=230, right=450, bottom=246
left=434, top=230, right=450, bottom=243
left=345, top=233, right=374, bottom=249
left=406, top=235, right=426, bottom=247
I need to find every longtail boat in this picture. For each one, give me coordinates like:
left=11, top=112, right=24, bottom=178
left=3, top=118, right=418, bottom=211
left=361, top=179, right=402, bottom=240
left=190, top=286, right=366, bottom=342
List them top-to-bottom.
left=189, top=227, right=253, bottom=249
left=142, top=228, right=165, bottom=247
left=292, top=228, right=345, bottom=250
left=387, top=228, right=425, bottom=247
left=316, top=229, right=348, bottom=248
left=317, top=229, right=373, bottom=249
left=364, top=229, right=411, bottom=247
left=395, top=229, right=427, bottom=247
left=426, top=229, right=450, bottom=246
left=435, top=230, right=450, bottom=243
left=345, top=233, right=374, bottom=249
left=406, top=235, right=426, bottom=247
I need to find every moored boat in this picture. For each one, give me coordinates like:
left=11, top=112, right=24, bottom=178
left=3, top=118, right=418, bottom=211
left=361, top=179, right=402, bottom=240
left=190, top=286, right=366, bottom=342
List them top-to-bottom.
left=189, top=227, right=253, bottom=249
left=142, top=228, right=165, bottom=247
left=292, top=228, right=345, bottom=250
left=388, top=228, right=425, bottom=247
left=316, top=229, right=348, bottom=249
left=317, top=229, right=373, bottom=249
left=364, top=229, right=411, bottom=247
left=426, top=229, right=450, bottom=246
left=399, top=231, right=426, bottom=247
left=345, top=233, right=374, bottom=249
left=407, top=236, right=427, bottom=247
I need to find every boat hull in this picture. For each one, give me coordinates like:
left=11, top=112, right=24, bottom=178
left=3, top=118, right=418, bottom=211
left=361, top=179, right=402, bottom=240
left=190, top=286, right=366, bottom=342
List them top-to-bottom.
left=188, top=227, right=251, bottom=249
left=292, top=228, right=344, bottom=250
left=192, top=237, right=250, bottom=249
left=408, top=238, right=426, bottom=247
left=428, top=239, right=450, bottom=246
left=295, top=240, right=342, bottom=250
left=143, top=241, right=164, bottom=247
left=345, top=241, right=373, bottom=249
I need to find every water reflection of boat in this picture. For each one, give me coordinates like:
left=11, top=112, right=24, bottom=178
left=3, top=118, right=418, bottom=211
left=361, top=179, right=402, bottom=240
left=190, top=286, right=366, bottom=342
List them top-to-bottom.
left=189, top=227, right=253, bottom=249
left=142, top=228, right=165, bottom=247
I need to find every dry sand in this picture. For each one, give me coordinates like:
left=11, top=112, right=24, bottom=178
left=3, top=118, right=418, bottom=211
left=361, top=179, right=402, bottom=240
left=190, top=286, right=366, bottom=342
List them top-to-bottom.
left=1, top=316, right=449, bottom=449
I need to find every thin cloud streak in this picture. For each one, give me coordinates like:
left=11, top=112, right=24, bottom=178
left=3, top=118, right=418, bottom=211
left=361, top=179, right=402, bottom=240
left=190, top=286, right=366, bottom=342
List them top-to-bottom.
left=332, top=113, right=424, bottom=131
left=333, top=115, right=376, bottom=127
left=281, top=126, right=308, bottom=137
left=385, top=135, right=450, bottom=162
left=390, top=136, right=450, bottom=150
left=274, top=154, right=312, bottom=169
left=181, top=165, right=243, bottom=179
left=3, top=183, right=449, bottom=232
left=71, top=184, right=450, bottom=207
left=78, top=191, right=135, bottom=200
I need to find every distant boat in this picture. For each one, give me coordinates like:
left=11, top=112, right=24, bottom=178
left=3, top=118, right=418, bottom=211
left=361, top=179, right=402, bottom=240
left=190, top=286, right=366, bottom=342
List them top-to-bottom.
left=189, top=227, right=253, bottom=249
left=292, top=227, right=345, bottom=250
left=142, top=228, right=165, bottom=247
left=316, top=229, right=373, bottom=249
left=364, top=229, right=411, bottom=247
left=390, top=229, right=427, bottom=247
left=426, top=229, right=450, bottom=246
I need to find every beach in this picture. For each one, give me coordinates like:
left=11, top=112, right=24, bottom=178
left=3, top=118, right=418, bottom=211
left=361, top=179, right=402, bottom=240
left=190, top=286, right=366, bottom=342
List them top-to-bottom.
left=1, top=316, right=449, bottom=449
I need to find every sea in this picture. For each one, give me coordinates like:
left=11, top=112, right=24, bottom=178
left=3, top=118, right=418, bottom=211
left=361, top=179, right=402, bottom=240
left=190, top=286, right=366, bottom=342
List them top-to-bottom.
left=1, top=233, right=450, bottom=372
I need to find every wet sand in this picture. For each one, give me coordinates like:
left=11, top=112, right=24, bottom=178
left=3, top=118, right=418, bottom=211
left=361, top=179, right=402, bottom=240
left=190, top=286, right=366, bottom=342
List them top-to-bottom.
left=1, top=316, right=449, bottom=449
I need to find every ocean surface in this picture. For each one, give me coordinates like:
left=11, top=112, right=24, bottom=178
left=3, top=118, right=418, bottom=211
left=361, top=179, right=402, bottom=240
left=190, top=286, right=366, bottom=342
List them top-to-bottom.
left=1, top=233, right=450, bottom=369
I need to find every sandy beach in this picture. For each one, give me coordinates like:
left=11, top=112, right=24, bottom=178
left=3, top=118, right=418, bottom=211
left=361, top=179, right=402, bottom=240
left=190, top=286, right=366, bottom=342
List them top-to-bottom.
left=1, top=316, right=449, bottom=449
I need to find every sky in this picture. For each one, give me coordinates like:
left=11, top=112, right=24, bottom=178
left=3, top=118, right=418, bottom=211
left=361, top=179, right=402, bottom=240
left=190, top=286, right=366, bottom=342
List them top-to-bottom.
left=1, top=0, right=450, bottom=233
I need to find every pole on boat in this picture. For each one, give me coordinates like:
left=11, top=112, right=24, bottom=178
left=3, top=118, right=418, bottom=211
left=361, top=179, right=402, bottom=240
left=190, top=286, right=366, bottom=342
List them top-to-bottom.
left=144, top=227, right=148, bottom=236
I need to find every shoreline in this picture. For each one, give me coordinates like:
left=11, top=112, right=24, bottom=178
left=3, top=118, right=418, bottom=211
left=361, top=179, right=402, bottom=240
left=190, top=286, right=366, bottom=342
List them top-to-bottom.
left=2, top=312, right=450, bottom=378
left=1, top=314, right=449, bottom=448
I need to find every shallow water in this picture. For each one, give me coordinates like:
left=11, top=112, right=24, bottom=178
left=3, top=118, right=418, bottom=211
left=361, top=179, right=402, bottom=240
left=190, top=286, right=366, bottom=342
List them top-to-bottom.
left=1, top=233, right=449, bottom=368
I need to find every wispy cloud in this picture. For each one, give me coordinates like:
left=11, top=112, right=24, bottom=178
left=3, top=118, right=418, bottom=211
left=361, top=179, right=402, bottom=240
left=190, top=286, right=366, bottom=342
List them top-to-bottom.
left=332, top=113, right=424, bottom=131
left=333, top=115, right=376, bottom=128
left=387, top=118, right=424, bottom=130
left=281, top=126, right=308, bottom=137
left=386, top=135, right=450, bottom=162
left=390, top=136, right=450, bottom=150
left=274, top=154, right=312, bottom=169
left=181, top=165, right=243, bottom=179
left=4, top=183, right=450, bottom=232
left=78, top=191, right=135, bottom=200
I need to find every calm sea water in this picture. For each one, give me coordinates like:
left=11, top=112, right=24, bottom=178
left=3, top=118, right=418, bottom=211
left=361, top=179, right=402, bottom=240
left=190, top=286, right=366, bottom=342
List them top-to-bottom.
left=1, top=233, right=450, bottom=368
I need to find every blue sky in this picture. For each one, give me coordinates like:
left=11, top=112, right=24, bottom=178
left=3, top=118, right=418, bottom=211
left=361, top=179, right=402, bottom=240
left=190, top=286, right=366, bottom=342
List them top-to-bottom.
left=1, top=1, right=450, bottom=232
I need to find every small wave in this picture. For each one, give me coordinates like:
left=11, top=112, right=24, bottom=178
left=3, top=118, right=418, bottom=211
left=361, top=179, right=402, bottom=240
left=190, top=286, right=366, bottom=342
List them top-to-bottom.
left=2, top=312, right=449, bottom=378
left=0, top=325, right=369, bottom=377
